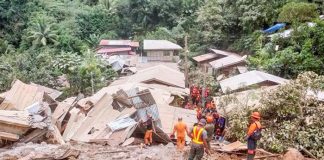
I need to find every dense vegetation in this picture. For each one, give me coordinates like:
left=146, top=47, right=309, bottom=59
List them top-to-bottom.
left=0, top=0, right=323, bottom=94
left=227, top=72, right=324, bottom=158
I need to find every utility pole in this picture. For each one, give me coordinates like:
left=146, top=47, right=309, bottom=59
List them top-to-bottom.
left=184, top=35, right=189, bottom=88
left=201, top=64, right=207, bottom=108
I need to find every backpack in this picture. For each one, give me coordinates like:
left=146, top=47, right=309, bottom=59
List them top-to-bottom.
left=250, top=122, right=262, bottom=140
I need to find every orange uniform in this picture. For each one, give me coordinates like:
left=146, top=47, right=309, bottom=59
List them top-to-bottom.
left=173, top=121, right=188, bottom=150
left=247, top=121, right=262, bottom=136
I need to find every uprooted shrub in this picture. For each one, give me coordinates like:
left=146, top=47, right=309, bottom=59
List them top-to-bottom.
left=226, top=72, right=324, bottom=158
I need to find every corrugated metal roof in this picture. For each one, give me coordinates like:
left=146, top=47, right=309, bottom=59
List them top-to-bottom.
left=99, top=40, right=131, bottom=46
left=144, top=40, right=182, bottom=50
left=97, top=47, right=131, bottom=54
left=209, top=49, right=241, bottom=57
left=192, top=53, right=218, bottom=62
left=209, top=55, right=246, bottom=70
left=127, top=65, right=185, bottom=88
left=237, top=66, right=248, bottom=73
left=219, top=70, right=288, bottom=92
left=0, top=80, right=44, bottom=110
left=30, top=83, right=62, bottom=100
left=107, top=115, right=137, bottom=132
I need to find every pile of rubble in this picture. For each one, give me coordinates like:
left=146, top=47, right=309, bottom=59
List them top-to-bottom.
left=0, top=78, right=196, bottom=149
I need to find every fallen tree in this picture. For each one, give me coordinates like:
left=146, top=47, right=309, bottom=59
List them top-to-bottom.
left=226, top=72, right=324, bottom=159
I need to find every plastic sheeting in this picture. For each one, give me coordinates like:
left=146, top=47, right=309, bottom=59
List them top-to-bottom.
left=263, top=23, right=286, bottom=34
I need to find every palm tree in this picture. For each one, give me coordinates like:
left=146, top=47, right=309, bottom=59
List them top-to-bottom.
left=28, top=18, right=58, bottom=47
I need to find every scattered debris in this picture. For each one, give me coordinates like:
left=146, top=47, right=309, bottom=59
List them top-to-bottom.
left=283, top=148, right=305, bottom=160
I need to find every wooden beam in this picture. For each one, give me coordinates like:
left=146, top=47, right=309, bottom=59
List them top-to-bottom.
left=0, top=116, right=30, bottom=128
left=20, top=129, right=47, bottom=143
left=0, top=131, right=19, bottom=141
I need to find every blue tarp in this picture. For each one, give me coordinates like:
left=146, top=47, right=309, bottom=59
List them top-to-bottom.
left=263, top=23, right=286, bottom=34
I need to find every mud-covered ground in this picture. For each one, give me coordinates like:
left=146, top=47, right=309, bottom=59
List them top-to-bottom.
left=0, top=142, right=283, bottom=160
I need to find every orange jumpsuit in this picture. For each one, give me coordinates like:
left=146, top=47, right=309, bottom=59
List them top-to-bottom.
left=173, top=121, right=188, bottom=150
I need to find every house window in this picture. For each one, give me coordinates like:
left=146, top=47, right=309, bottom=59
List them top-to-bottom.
left=163, top=51, right=170, bottom=56
left=173, top=51, right=179, bottom=56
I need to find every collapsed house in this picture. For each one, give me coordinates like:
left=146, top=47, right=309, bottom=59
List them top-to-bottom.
left=96, top=40, right=139, bottom=73
left=0, top=71, right=193, bottom=147
left=0, top=80, right=64, bottom=145
left=59, top=83, right=195, bottom=146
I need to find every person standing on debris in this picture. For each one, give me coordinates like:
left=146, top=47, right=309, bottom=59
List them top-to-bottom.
left=246, top=112, right=262, bottom=160
left=144, top=114, right=154, bottom=146
left=205, top=115, right=215, bottom=148
left=171, top=117, right=189, bottom=151
left=188, top=119, right=210, bottom=160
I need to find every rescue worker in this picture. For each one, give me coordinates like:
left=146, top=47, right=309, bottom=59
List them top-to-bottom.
left=191, top=85, right=199, bottom=105
left=204, top=87, right=210, bottom=98
left=211, top=100, right=216, bottom=110
left=185, top=102, right=192, bottom=109
left=196, top=106, right=202, bottom=120
left=246, top=112, right=262, bottom=160
left=144, top=114, right=153, bottom=146
left=214, top=114, right=226, bottom=143
left=205, top=115, right=215, bottom=148
left=171, top=117, right=189, bottom=150
left=188, top=119, right=210, bottom=160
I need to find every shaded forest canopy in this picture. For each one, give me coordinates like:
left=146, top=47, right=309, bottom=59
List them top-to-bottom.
left=0, top=0, right=323, bottom=94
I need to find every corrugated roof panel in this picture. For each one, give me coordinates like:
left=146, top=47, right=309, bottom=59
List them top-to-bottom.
left=143, top=40, right=182, bottom=50
left=97, top=47, right=132, bottom=54
left=192, top=53, right=218, bottom=62
left=209, top=56, right=245, bottom=70
left=219, top=70, right=288, bottom=92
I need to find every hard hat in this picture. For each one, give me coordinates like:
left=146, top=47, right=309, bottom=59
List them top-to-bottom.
left=251, top=112, right=261, bottom=119
left=206, top=116, right=213, bottom=123
left=198, top=119, right=206, bottom=126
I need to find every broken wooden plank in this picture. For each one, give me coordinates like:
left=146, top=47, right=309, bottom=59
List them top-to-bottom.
left=62, top=108, right=86, bottom=141
left=0, top=115, right=30, bottom=128
left=50, top=125, right=65, bottom=145
left=20, top=129, right=47, bottom=143
left=0, top=131, right=19, bottom=141
left=300, top=146, right=318, bottom=160
left=94, top=150, right=129, bottom=154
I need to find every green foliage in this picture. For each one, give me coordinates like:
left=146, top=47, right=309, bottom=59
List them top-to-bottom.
left=278, top=2, right=319, bottom=23
left=76, top=6, right=118, bottom=40
left=28, top=18, right=58, bottom=47
left=249, top=21, right=324, bottom=78
left=66, top=50, right=117, bottom=95
left=227, top=72, right=324, bottom=158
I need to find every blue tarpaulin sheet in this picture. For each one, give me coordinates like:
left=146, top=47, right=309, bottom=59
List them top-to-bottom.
left=263, top=23, right=286, bottom=34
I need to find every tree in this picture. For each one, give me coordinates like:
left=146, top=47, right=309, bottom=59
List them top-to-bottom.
left=278, top=2, right=319, bottom=23
left=76, top=6, right=118, bottom=39
left=28, top=18, right=58, bottom=47
left=227, top=72, right=324, bottom=158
